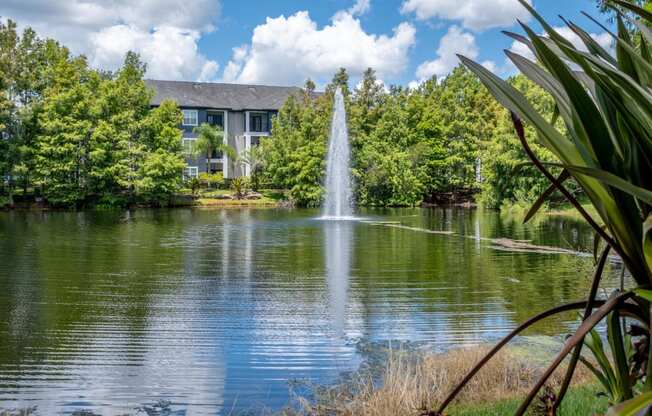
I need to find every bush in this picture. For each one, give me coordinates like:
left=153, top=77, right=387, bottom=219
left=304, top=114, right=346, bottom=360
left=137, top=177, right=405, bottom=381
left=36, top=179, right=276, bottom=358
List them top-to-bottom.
left=198, top=172, right=224, bottom=189
left=230, top=177, right=249, bottom=199
left=187, top=178, right=201, bottom=196
left=0, top=194, right=11, bottom=209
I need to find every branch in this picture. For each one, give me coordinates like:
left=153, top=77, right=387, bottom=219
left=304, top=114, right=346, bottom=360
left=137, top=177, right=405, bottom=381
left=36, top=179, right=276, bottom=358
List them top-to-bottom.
left=510, top=113, right=624, bottom=261
left=514, top=290, right=634, bottom=415
left=430, top=299, right=607, bottom=415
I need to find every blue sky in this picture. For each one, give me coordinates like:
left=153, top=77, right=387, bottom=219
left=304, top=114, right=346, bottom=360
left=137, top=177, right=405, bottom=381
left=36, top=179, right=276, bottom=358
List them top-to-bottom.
left=1, top=0, right=613, bottom=87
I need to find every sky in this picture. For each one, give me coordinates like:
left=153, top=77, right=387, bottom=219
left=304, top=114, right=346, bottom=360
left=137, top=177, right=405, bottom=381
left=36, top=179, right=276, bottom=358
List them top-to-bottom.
left=0, top=0, right=614, bottom=88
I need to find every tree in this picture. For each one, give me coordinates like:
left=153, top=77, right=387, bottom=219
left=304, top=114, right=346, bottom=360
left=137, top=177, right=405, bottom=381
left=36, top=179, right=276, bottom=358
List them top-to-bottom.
left=0, top=20, right=62, bottom=198
left=0, top=21, right=189, bottom=208
left=89, top=52, right=152, bottom=203
left=34, top=54, right=99, bottom=206
left=327, top=67, right=350, bottom=97
left=349, top=68, right=385, bottom=151
left=479, top=75, right=560, bottom=208
left=261, top=85, right=330, bottom=206
left=137, top=99, right=186, bottom=205
left=192, top=123, right=236, bottom=174
left=238, top=145, right=264, bottom=191
left=136, top=150, right=185, bottom=206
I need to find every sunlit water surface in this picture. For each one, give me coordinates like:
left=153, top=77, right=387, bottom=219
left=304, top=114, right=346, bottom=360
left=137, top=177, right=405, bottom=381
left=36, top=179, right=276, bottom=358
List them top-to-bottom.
left=0, top=207, right=620, bottom=415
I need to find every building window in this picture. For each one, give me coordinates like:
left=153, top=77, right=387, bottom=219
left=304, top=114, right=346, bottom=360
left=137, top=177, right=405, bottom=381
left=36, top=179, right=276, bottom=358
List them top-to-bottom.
left=182, top=109, right=198, bottom=126
left=207, top=112, right=224, bottom=128
left=248, top=112, right=268, bottom=132
left=250, top=136, right=261, bottom=147
left=182, top=137, right=196, bottom=154
left=209, top=161, right=223, bottom=174
left=184, top=166, right=199, bottom=180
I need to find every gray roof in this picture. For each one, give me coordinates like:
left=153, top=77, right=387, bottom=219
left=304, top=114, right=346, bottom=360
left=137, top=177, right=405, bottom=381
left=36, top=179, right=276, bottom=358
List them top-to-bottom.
left=145, top=79, right=302, bottom=111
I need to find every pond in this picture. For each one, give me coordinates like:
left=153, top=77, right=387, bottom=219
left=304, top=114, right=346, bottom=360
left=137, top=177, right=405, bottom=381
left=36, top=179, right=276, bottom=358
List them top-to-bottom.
left=0, top=207, right=620, bottom=415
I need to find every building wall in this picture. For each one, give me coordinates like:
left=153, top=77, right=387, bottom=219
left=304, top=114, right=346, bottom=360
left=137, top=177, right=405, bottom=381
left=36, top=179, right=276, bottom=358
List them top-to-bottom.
left=179, top=107, right=276, bottom=180
left=227, top=111, right=245, bottom=178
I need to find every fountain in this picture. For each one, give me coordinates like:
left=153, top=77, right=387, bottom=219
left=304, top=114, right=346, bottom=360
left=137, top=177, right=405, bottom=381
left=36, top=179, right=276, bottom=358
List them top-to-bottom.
left=322, top=87, right=354, bottom=219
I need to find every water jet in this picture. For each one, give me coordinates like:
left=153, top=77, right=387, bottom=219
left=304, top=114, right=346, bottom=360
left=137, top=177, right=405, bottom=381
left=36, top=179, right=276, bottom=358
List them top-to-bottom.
left=321, top=87, right=354, bottom=220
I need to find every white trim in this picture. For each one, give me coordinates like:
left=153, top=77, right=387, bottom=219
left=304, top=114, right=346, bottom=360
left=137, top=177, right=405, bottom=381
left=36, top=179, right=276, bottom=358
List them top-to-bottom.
left=182, top=109, right=198, bottom=126
left=223, top=110, right=229, bottom=178
left=245, top=110, right=251, bottom=135
left=245, top=111, right=270, bottom=134
left=245, top=134, right=252, bottom=176
left=182, top=136, right=196, bottom=154
left=184, top=165, right=199, bottom=180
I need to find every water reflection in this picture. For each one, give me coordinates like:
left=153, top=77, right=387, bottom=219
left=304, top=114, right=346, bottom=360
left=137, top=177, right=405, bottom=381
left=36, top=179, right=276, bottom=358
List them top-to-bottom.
left=0, top=207, right=621, bottom=415
left=324, top=221, right=353, bottom=336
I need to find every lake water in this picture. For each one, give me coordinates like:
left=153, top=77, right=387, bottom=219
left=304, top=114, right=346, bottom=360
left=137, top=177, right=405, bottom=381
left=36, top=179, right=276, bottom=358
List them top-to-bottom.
left=0, top=207, right=618, bottom=415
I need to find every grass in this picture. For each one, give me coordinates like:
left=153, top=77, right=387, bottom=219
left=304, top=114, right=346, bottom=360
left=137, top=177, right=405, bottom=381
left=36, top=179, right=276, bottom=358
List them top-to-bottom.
left=180, top=188, right=286, bottom=207
left=499, top=196, right=599, bottom=223
left=546, top=202, right=598, bottom=221
left=282, top=345, right=601, bottom=416
left=451, top=384, right=607, bottom=415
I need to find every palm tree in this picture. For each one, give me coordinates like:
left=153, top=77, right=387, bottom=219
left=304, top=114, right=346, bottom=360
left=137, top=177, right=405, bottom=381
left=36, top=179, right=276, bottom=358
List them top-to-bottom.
left=192, top=123, right=236, bottom=174
left=238, top=146, right=265, bottom=191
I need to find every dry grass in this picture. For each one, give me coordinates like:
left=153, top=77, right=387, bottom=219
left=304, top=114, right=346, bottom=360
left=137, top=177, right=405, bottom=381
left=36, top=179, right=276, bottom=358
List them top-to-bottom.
left=282, top=345, right=595, bottom=416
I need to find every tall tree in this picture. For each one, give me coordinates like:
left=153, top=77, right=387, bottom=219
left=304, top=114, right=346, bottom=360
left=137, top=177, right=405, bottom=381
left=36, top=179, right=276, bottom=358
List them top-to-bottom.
left=89, top=52, right=152, bottom=202
left=34, top=53, right=99, bottom=206
left=327, top=67, right=350, bottom=97
left=478, top=74, right=559, bottom=208
left=261, top=84, right=330, bottom=206
left=136, top=99, right=186, bottom=206
left=192, top=123, right=235, bottom=174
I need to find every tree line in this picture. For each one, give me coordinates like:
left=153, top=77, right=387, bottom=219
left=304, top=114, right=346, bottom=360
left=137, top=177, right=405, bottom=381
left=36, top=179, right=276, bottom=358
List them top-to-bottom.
left=1, top=18, right=561, bottom=210
left=0, top=20, right=185, bottom=208
left=261, top=67, right=561, bottom=208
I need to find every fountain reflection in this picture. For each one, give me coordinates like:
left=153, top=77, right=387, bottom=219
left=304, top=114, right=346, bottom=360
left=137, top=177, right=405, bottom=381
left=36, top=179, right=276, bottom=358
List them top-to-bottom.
left=324, top=220, right=353, bottom=336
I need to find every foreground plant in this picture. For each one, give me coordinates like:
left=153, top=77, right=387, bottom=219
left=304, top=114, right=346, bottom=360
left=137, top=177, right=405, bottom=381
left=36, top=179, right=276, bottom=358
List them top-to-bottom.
left=431, top=1, right=652, bottom=415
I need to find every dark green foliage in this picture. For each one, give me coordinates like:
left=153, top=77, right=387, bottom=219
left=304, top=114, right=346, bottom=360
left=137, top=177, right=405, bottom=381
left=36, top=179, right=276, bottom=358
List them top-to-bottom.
left=455, top=0, right=652, bottom=413
left=0, top=20, right=185, bottom=208
left=264, top=66, right=547, bottom=208
left=479, top=75, right=560, bottom=208
left=260, top=79, right=331, bottom=207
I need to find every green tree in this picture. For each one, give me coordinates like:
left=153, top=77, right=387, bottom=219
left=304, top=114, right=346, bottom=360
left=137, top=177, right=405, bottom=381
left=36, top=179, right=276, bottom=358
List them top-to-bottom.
left=0, top=20, right=63, bottom=198
left=89, top=52, right=152, bottom=204
left=34, top=54, right=99, bottom=206
left=421, top=66, right=501, bottom=194
left=327, top=67, right=350, bottom=97
left=349, top=68, right=385, bottom=152
left=478, top=75, right=560, bottom=208
left=261, top=85, right=330, bottom=206
left=353, top=88, right=426, bottom=206
left=137, top=99, right=186, bottom=205
left=192, top=122, right=236, bottom=174
left=238, top=145, right=265, bottom=191
left=136, top=150, right=185, bottom=206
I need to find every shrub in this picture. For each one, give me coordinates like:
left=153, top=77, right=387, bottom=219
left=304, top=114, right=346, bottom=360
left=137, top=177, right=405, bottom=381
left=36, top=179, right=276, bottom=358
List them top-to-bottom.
left=440, top=0, right=652, bottom=415
left=198, top=172, right=224, bottom=189
left=230, top=177, right=249, bottom=200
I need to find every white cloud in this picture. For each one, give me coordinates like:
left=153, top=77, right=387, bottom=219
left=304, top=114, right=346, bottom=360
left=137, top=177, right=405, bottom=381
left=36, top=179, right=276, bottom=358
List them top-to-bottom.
left=0, top=0, right=221, bottom=81
left=349, top=0, right=371, bottom=16
left=401, top=0, right=532, bottom=31
left=222, top=10, right=416, bottom=86
left=90, top=25, right=220, bottom=81
left=415, top=25, right=492, bottom=82
left=480, top=60, right=498, bottom=73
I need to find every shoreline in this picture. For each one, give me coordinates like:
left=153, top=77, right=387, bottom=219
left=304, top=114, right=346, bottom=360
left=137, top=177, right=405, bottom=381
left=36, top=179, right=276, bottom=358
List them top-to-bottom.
left=277, top=340, right=603, bottom=416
